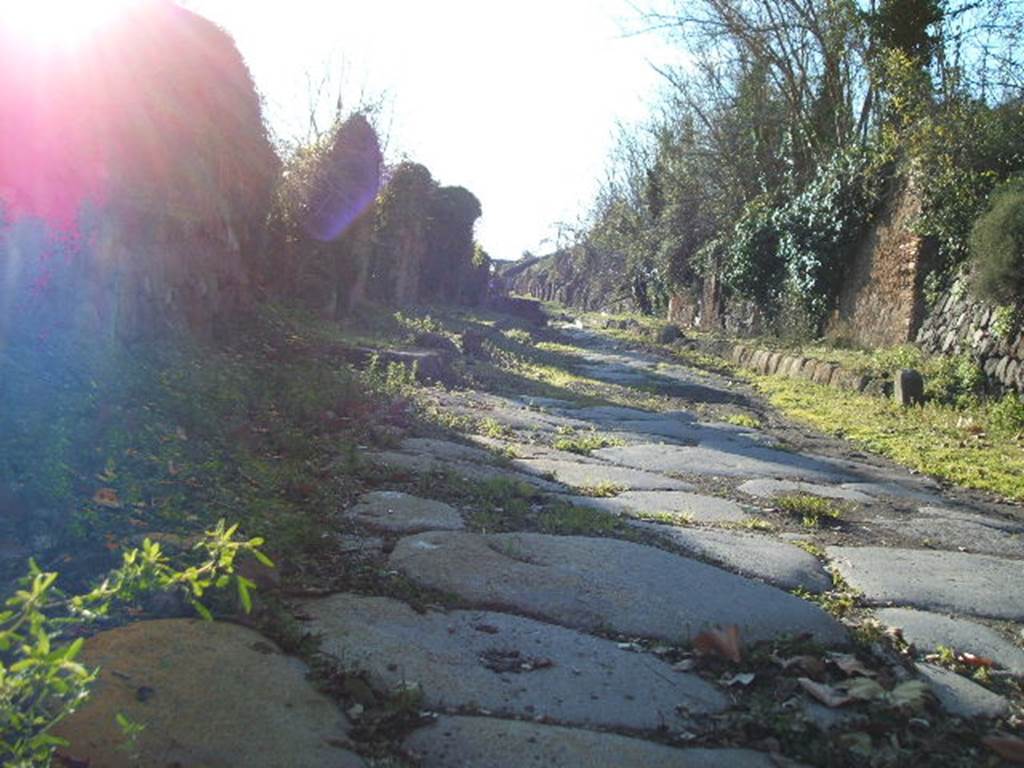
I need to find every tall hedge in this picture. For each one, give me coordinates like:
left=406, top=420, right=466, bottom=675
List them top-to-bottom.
left=971, top=178, right=1024, bottom=305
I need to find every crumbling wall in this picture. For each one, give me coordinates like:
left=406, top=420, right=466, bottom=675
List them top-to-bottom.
left=827, top=176, right=929, bottom=347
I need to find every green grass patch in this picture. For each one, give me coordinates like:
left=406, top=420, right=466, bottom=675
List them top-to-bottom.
left=755, top=375, right=1024, bottom=501
left=724, top=413, right=762, bottom=429
left=552, top=428, right=623, bottom=455
left=578, top=481, right=627, bottom=498
left=776, top=493, right=845, bottom=528
left=537, top=502, right=622, bottom=536
left=634, top=510, right=695, bottom=526
left=733, top=517, right=777, bottom=532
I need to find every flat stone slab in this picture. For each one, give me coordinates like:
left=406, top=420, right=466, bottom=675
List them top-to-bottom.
left=565, top=405, right=665, bottom=422
left=607, top=419, right=705, bottom=444
left=399, top=438, right=499, bottom=465
left=593, top=443, right=856, bottom=482
left=370, top=451, right=565, bottom=493
left=511, top=457, right=691, bottom=491
left=738, top=479, right=873, bottom=504
left=842, top=481, right=942, bottom=503
left=563, top=490, right=744, bottom=524
left=344, top=491, right=464, bottom=533
left=871, top=507, right=1024, bottom=558
left=637, top=525, right=832, bottom=592
left=391, top=532, right=846, bottom=645
left=827, top=547, right=1024, bottom=620
left=301, top=594, right=726, bottom=729
left=875, top=608, right=1024, bottom=676
left=54, top=619, right=362, bottom=768
left=915, top=662, right=1009, bottom=718
left=404, top=716, right=779, bottom=768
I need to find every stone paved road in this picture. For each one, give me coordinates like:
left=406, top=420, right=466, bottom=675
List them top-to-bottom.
left=58, top=320, right=1024, bottom=766
left=339, top=323, right=1023, bottom=764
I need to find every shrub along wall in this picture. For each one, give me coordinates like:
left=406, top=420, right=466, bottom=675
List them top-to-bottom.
left=0, top=3, right=279, bottom=342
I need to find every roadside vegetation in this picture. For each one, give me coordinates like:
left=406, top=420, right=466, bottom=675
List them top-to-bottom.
left=590, top=312, right=1024, bottom=502
left=755, top=374, right=1024, bottom=501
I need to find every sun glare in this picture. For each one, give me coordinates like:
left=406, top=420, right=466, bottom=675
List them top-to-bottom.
left=1, top=0, right=136, bottom=49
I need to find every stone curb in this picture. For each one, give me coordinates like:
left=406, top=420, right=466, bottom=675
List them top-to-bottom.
left=705, top=340, right=894, bottom=397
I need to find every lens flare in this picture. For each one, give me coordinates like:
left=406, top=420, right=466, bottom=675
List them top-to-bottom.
left=1, top=0, right=136, bottom=49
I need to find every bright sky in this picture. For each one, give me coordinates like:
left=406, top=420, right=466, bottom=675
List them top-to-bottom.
left=181, top=0, right=677, bottom=261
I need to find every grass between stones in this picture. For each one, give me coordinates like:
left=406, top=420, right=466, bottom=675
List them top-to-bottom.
left=724, top=412, right=763, bottom=429
left=552, top=427, right=624, bottom=455
left=775, top=494, right=847, bottom=529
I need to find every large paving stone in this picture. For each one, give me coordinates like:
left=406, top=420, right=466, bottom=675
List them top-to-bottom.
left=577, top=363, right=653, bottom=385
left=565, top=405, right=665, bottom=422
left=610, top=419, right=704, bottom=444
left=398, top=438, right=498, bottom=464
left=593, top=443, right=856, bottom=482
left=369, top=451, right=565, bottom=493
left=511, top=457, right=691, bottom=491
left=738, top=478, right=873, bottom=504
left=841, top=480, right=942, bottom=502
left=562, top=490, right=745, bottom=524
left=344, top=491, right=464, bottom=534
left=871, top=506, right=1024, bottom=558
left=637, top=525, right=832, bottom=592
left=391, top=532, right=847, bottom=645
left=827, top=546, right=1024, bottom=620
left=302, top=594, right=726, bottom=729
left=875, top=608, right=1024, bottom=676
left=54, top=619, right=362, bottom=768
left=914, top=663, right=1009, bottom=718
left=404, top=716, right=779, bottom=768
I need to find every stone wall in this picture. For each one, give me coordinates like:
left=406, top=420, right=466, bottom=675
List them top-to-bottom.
left=827, top=176, right=930, bottom=347
left=499, top=246, right=635, bottom=314
left=917, top=279, right=1024, bottom=393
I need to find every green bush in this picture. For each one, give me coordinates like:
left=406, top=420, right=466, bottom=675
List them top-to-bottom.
left=720, top=148, right=883, bottom=331
left=776, top=148, right=884, bottom=324
left=971, top=178, right=1024, bottom=304
left=720, top=195, right=785, bottom=311
left=925, top=352, right=984, bottom=405
left=988, top=393, right=1024, bottom=437
left=1, top=521, right=269, bottom=767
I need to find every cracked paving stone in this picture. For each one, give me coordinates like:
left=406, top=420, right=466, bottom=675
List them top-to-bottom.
left=560, top=490, right=744, bottom=524
left=343, top=491, right=464, bottom=534
left=390, top=531, right=847, bottom=645
left=827, top=546, right=1024, bottom=620
left=300, top=593, right=727, bottom=730
left=875, top=608, right=1024, bottom=676
left=403, top=716, right=782, bottom=768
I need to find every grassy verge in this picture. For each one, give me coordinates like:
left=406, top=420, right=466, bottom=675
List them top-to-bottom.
left=572, top=307, right=1024, bottom=502
left=754, top=374, right=1024, bottom=501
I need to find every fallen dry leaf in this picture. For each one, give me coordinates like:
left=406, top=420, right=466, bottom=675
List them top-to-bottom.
left=92, top=488, right=121, bottom=508
left=693, top=625, right=743, bottom=663
left=828, top=652, right=877, bottom=677
left=959, top=652, right=996, bottom=669
left=778, top=654, right=827, bottom=679
left=721, top=672, right=756, bottom=687
left=798, top=677, right=852, bottom=708
left=844, top=677, right=886, bottom=701
left=888, top=680, right=930, bottom=712
left=982, top=733, right=1024, bottom=764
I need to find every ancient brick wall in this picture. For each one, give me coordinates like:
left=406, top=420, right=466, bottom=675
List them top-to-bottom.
left=827, top=176, right=929, bottom=347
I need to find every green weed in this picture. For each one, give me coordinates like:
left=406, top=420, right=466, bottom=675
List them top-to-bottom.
left=776, top=494, right=845, bottom=528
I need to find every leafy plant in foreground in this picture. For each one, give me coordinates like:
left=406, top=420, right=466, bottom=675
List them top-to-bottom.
left=0, top=520, right=270, bottom=767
